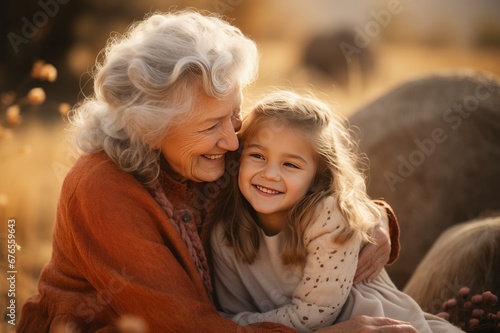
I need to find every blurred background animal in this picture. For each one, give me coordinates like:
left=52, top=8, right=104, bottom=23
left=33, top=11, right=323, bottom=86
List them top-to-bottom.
left=348, top=70, right=500, bottom=289
left=404, top=215, right=500, bottom=313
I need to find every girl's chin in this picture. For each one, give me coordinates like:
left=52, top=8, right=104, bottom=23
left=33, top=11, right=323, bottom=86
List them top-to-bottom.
left=249, top=204, right=277, bottom=216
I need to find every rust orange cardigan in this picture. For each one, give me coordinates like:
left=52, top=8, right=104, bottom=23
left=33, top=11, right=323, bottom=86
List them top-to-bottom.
left=17, top=152, right=399, bottom=332
left=18, top=152, right=295, bottom=332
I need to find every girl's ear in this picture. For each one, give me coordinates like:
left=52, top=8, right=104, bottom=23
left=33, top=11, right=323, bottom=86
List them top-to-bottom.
left=309, top=168, right=331, bottom=194
left=309, top=178, right=321, bottom=193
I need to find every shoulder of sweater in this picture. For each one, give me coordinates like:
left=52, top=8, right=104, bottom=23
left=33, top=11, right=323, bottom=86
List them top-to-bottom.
left=63, top=152, right=148, bottom=199
left=304, top=195, right=347, bottom=239
left=310, top=195, right=341, bottom=223
left=210, top=221, right=231, bottom=252
left=210, top=221, right=226, bottom=254
left=210, top=221, right=224, bottom=241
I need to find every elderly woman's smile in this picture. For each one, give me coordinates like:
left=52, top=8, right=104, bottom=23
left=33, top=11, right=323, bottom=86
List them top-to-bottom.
left=160, top=87, right=242, bottom=182
left=204, top=154, right=224, bottom=160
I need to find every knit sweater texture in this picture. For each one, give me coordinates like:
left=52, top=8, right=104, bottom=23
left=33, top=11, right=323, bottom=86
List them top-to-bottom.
left=17, top=152, right=296, bottom=333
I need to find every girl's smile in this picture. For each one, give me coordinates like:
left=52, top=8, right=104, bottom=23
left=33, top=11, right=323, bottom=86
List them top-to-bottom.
left=253, top=184, right=283, bottom=195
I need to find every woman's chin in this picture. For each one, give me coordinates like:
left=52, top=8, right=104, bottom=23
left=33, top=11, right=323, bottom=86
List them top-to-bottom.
left=196, top=157, right=226, bottom=182
left=197, top=168, right=225, bottom=183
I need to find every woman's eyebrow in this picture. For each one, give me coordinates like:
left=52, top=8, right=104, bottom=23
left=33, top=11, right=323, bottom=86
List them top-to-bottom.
left=201, top=108, right=238, bottom=124
left=201, top=115, right=225, bottom=124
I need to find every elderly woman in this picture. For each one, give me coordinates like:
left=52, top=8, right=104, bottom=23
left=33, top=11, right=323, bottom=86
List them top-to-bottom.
left=18, top=11, right=412, bottom=332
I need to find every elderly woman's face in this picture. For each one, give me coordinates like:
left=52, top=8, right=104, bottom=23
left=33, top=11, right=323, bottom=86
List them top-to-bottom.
left=160, top=88, right=242, bottom=182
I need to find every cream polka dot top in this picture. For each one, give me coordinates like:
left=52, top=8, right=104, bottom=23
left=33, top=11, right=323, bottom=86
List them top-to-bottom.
left=211, top=196, right=362, bottom=332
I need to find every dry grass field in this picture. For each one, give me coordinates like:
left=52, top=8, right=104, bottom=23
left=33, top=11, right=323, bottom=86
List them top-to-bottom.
left=1, top=1, right=500, bottom=331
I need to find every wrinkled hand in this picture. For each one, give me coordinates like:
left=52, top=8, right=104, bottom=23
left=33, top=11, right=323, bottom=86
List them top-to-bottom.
left=354, top=211, right=391, bottom=284
left=315, top=315, right=418, bottom=333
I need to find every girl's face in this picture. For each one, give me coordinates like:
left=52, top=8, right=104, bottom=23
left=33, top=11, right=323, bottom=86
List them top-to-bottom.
left=160, top=88, right=242, bottom=182
left=238, top=125, right=318, bottom=235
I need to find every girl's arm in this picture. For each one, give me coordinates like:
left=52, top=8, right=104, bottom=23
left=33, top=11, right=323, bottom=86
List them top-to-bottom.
left=213, top=196, right=361, bottom=333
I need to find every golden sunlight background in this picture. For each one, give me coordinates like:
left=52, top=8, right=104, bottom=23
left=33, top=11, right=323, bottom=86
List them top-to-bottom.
left=1, top=0, right=500, bottom=330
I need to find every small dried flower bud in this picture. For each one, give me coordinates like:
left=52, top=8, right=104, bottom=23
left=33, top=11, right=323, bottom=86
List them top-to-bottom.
left=31, top=60, right=46, bottom=79
left=40, top=64, right=58, bottom=82
left=27, top=87, right=46, bottom=105
left=1, top=91, right=16, bottom=107
left=58, top=103, right=71, bottom=116
left=6, top=105, right=22, bottom=127
left=1, top=128, right=14, bottom=140
left=19, top=145, right=32, bottom=156
left=0, top=193, right=8, bottom=207
left=459, top=287, right=470, bottom=297
left=482, top=291, right=498, bottom=306
left=471, top=294, right=483, bottom=305
left=443, top=298, right=457, bottom=310
left=463, top=301, right=472, bottom=309
left=471, top=308, right=485, bottom=318
left=437, top=312, right=450, bottom=321
left=116, top=315, right=148, bottom=333
left=468, top=318, right=479, bottom=327
left=52, top=322, right=79, bottom=333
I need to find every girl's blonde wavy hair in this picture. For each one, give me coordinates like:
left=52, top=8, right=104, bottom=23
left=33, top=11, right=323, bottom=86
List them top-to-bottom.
left=69, top=10, right=258, bottom=184
left=218, top=90, right=382, bottom=265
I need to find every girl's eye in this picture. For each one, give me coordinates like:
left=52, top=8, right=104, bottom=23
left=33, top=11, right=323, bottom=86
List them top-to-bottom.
left=249, top=153, right=264, bottom=160
left=284, top=162, right=300, bottom=169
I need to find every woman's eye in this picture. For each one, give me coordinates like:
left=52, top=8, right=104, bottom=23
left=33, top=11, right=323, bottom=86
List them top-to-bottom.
left=205, top=123, right=220, bottom=131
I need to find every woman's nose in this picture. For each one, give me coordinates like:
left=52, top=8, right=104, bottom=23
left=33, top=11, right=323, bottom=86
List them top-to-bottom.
left=232, top=113, right=242, bottom=132
left=219, top=119, right=239, bottom=151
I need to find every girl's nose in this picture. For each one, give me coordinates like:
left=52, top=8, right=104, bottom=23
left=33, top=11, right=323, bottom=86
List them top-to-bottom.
left=261, top=163, right=281, bottom=181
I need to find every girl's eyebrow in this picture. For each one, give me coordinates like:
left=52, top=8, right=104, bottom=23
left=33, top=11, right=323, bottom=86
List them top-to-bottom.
left=245, top=143, right=265, bottom=151
left=246, top=143, right=309, bottom=165
left=284, top=153, right=309, bottom=165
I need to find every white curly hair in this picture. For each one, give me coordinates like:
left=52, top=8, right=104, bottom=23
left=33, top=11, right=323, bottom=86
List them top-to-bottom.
left=69, top=10, right=259, bottom=183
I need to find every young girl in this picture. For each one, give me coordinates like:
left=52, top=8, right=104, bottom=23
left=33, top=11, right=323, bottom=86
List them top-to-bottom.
left=210, top=91, right=461, bottom=333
